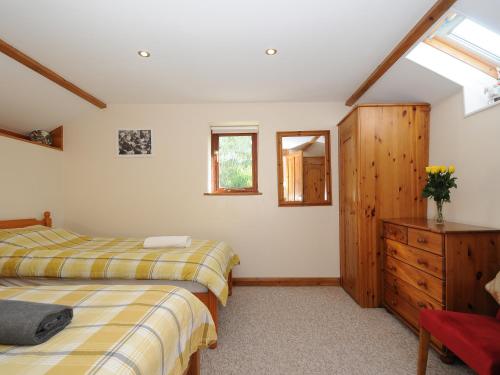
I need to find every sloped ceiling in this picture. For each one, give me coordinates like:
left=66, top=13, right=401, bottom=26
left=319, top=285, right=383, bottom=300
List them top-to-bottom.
left=0, top=0, right=497, bottom=133
left=359, top=0, right=500, bottom=105
left=359, top=57, right=462, bottom=104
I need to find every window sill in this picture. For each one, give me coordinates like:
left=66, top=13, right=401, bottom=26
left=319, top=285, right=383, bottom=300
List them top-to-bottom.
left=464, top=99, right=500, bottom=118
left=204, top=192, right=263, bottom=196
left=279, top=201, right=332, bottom=207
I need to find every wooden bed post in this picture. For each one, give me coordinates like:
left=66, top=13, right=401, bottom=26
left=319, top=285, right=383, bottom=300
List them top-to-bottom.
left=0, top=211, right=52, bottom=229
left=43, top=211, right=52, bottom=227
left=228, top=270, right=233, bottom=296
left=193, top=290, right=218, bottom=349
left=208, top=291, right=218, bottom=349
left=184, top=350, right=200, bottom=375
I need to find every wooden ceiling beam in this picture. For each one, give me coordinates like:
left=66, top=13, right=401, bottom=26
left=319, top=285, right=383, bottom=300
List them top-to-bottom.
left=345, top=0, right=457, bottom=106
left=0, top=38, right=106, bottom=109
left=300, top=136, right=320, bottom=151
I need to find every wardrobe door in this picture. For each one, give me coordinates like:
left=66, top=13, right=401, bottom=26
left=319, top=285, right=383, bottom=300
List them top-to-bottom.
left=339, top=113, right=359, bottom=300
left=303, top=157, right=325, bottom=204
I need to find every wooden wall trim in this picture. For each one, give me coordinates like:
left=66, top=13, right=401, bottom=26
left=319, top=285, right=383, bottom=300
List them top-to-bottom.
left=345, top=0, right=457, bottom=106
left=0, top=38, right=106, bottom=109
left=233, top=277, right=340, bottom=286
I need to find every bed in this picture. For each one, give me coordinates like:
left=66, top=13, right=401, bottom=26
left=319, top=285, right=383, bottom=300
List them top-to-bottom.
left=0, top=212, right=239, bottom=337
left=0, top=284, right=216, bottom=375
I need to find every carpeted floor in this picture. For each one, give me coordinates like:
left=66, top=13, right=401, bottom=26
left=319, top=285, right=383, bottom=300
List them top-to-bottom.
left=202, top=286, right=471, bottom=375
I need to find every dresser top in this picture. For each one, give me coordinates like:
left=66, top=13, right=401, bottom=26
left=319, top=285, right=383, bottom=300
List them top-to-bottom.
left=383, top=218, right=500, bottom=234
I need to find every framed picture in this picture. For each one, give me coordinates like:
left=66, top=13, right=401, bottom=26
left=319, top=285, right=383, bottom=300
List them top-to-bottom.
left=117, top=129, right=152, bottom=156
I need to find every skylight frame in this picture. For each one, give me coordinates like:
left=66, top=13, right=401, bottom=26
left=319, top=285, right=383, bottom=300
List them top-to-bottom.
left=434, top=11, right=500, bottom=67
left=426, top=12, right=500, bottom=79
left=448, top=18, right=500, bottom=64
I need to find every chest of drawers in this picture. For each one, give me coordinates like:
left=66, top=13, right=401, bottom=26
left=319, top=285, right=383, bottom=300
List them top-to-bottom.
left=382, top=218, right=500, bottom=355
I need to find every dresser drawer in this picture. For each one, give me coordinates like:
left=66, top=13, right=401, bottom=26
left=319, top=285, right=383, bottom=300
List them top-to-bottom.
left=383, top=223, right=408, bottom=243
left=408, top=228, right=443, bottom=255
left=385, top=239, right=444, bottom=279
left=385, top=256, right=444, bottom=302
left=385, top=272, right=443, bottom=311
left=384, top=287, right=419, bottom=328
left=384, top=287, right=444, bottom=350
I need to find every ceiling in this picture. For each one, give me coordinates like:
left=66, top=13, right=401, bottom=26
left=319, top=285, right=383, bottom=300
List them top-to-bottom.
left=0, top=0, right=497, bottom=133
left=0, top=0, right=436, bottom=132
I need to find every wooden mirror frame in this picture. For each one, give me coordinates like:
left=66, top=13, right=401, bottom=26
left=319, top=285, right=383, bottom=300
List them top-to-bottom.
left=276, top=130, right=332, bottom=207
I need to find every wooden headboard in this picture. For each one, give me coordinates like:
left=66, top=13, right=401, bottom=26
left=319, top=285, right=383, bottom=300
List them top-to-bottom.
left=0, top=211, right=52, bottom=229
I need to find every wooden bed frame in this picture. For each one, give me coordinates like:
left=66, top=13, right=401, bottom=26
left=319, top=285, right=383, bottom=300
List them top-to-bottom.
left=0, top=211, right=234, bottom=349
left=184, top=350, right=200, bottom=375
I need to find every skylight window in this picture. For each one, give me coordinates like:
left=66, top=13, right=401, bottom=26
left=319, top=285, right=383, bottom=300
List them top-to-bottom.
left=406, top=11, right=500, bottom=116
left=450, top=19, right=500, bottom=63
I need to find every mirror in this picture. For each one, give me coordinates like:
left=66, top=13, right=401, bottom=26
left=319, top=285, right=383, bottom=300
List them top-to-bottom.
left=277, top=130, right=332, bottom=206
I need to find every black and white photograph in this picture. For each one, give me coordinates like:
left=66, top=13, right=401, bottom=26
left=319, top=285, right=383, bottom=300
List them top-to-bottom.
left=117, top=129, right=152, bottom=156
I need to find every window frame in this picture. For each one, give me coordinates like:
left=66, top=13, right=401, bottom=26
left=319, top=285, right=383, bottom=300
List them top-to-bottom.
left=424, top=13, right=500, bottom=80
left=448, top=19, right=500, bottom=64
left=210, top=131, right=259, bottom=195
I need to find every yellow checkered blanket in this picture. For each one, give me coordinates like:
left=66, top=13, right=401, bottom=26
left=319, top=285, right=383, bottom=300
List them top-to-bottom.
left=0, top=226, right=239, bottom=305
left=0, top=285, right=216, bottom=375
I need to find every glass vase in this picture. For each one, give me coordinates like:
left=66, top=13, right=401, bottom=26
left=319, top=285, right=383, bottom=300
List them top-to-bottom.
left=435, top=200, right=444, bottom=225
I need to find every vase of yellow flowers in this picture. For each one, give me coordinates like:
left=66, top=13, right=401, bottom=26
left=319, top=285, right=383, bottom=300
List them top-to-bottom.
left=422, top=165, right=457, bottom=224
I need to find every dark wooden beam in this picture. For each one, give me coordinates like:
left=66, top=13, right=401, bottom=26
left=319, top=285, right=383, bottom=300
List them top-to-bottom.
left=345, top=0, right=457, bottom=106
left=0, top=38, right=106, bottom=109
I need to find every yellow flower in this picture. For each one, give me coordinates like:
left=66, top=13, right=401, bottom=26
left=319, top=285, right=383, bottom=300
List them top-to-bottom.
left=448, top=165, right=456, bottom=174
left=425, top=166, right=432, bottom=174
left=430, top=166, right=440, bottom=174
left=440, top=166, right=447, bottom=173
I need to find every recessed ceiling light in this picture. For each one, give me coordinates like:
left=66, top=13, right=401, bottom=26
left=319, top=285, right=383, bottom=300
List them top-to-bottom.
left=265, top=48, right=278, bottom=56
left=138, top=50, right=151, bottom=57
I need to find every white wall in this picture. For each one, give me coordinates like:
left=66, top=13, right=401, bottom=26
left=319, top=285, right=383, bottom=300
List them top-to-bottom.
left=429, top=92, right=500, bottom=228
left=4, top=94, right=499, bottom=277
left=62, top=102, right=348, bottom=277
left=0, top=137, right=64, bottom=226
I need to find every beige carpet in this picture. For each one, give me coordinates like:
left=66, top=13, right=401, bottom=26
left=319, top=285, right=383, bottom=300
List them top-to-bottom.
left=202, top=286, right=472, bottom=375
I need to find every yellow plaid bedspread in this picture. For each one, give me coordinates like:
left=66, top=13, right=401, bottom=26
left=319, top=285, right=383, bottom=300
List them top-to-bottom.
left=0, top=226, right=240, bottom=305
left=0, top=285, right=217, bottom=375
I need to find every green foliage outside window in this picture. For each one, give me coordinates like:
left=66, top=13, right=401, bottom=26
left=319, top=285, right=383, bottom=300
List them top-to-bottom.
left=218, top=136, right=253, bottom=189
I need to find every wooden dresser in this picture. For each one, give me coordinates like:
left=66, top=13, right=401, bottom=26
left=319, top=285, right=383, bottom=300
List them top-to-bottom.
left=382, top=218, right=500, bottom=355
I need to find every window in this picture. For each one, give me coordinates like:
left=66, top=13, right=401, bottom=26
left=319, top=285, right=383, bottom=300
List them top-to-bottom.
left=406, top=12, right=500, bottom=115
left=423, top=14, right=500, bottom=80
left=449, top=18, right=500, bottom=63
left=209, top=126, right=259, bottom=195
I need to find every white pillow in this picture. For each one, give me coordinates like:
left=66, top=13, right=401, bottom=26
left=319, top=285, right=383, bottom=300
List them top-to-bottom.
left=485, top=271, right=500, bottom=304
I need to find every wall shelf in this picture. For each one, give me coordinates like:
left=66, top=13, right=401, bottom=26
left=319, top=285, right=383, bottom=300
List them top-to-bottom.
left=0, top=126, right=63, bottom=151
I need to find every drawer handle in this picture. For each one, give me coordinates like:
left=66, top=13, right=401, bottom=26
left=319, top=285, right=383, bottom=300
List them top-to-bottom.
left=416, top=237, right=427, bottom=244
left=389, top=247, right=397, bottom=255
left=416, top=258, right=428, bottom=266
left=388, top=266, right=396, bottom=272
left=417, top=280, right=427, bottom=288
left=416, top=302, right=426, bottom=308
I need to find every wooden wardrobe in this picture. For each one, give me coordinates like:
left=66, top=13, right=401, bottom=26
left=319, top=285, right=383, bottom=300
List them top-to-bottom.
left=338, top=104, right=430, bottom=307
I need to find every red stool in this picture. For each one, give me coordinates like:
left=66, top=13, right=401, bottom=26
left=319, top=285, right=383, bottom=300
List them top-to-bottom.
left=417, top=309, right=500, bottom=375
